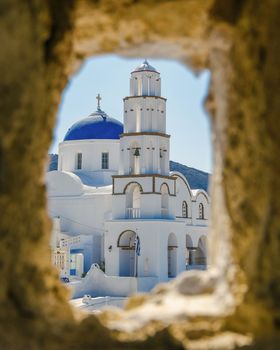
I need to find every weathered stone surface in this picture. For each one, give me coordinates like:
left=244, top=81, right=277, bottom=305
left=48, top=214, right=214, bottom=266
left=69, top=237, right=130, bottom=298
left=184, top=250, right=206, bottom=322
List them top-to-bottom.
left=0, top=0, right=279, bottom=349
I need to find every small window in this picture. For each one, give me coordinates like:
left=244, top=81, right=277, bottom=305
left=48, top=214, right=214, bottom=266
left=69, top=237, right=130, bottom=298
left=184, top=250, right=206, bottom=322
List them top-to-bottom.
left=102, top=152, right=109, bottom=169
left=76, top=153, right=82, bottom=170
left=182, top=201, right=188, bottom=218
left=199, top=203, right=204, bottom=219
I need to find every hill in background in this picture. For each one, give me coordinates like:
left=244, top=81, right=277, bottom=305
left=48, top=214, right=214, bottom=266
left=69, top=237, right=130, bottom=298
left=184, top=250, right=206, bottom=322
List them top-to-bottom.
left=48, top=154, right=210, bottom=192
left=169, top=161, right=209, bottom=192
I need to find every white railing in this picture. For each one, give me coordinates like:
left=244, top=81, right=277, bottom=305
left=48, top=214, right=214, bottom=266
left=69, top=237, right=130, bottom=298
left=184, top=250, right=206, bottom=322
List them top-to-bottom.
left=126, top=208, right=141, bottom=219
left=161, top=208, right=169, bottom=218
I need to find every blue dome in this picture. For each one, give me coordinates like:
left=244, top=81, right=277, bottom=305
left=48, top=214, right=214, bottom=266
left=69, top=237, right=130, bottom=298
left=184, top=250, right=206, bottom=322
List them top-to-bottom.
left=64, top=109, right=123, bottom=141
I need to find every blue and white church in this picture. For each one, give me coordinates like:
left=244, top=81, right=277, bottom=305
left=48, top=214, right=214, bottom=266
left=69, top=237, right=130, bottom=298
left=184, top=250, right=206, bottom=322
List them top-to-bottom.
left=46, top=60, right=210, bottom=297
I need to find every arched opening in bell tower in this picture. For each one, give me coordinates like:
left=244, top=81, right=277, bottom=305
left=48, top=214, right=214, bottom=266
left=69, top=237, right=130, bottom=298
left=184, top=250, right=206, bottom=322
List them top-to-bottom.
left=129, top=142, right=141, bottom=175
left=125, top=182, right=142, bottom=219
left=160, top=183, right=169, bottom=218
left=117, top=230, right=137, bottom=277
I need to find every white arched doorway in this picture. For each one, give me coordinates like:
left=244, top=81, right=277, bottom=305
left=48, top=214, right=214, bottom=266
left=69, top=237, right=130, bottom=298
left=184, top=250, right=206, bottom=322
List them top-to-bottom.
left=125, top=183, right=141, bottom=218
left=118, top=230, right=137, bottom=277
left=168, top=233, right=177, bottom=277
left=196, top=235, right=207, bottom=266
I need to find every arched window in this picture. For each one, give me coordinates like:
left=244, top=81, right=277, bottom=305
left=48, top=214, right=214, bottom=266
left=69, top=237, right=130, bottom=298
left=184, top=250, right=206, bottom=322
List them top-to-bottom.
left=125, top=183, right=141, bottom=218
left=161, top=184, right=169, bottom=218
left=182, top=201, right=188, bottom=218
left=199, top=203, right=204, bottom=219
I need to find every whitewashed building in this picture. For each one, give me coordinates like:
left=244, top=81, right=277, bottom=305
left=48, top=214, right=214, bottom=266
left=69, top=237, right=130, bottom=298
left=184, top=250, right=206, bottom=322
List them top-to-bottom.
left=46, top=60, right=210, bottom=295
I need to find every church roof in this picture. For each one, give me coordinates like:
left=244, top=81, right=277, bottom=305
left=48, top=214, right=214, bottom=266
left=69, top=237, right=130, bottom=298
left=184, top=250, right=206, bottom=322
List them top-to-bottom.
left=132, top=59, right=158, bottom=73
left=64, top=96, right=123, bottom=141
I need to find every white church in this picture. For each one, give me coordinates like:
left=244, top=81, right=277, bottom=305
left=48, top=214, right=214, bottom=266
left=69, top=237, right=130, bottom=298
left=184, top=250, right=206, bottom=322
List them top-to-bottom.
left=46, top=60, right=210, bottom=297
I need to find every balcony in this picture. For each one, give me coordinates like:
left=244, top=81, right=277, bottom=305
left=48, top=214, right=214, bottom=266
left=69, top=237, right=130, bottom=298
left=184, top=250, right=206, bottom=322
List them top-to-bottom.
left=126, top=207, right=141, bottom=219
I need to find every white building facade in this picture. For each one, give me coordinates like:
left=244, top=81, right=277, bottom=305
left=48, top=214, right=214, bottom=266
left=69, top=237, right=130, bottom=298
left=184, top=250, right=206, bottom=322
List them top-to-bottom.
left=46, top=61, right=210, bottom=295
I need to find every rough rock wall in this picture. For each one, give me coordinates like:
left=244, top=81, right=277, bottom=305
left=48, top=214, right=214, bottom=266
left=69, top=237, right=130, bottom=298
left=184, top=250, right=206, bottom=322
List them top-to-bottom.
left=0, top=0, right=279, bottom=349
left=210, top=0, right=280, bottom=335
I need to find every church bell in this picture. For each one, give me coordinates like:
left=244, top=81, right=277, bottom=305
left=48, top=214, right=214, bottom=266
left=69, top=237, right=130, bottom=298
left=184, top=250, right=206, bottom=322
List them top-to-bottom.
left=133, top=148, right=140, bottom=157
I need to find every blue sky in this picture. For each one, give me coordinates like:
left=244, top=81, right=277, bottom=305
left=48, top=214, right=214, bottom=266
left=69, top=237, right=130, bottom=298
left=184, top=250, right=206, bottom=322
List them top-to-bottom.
left=51, top=55, right=212, bottom=173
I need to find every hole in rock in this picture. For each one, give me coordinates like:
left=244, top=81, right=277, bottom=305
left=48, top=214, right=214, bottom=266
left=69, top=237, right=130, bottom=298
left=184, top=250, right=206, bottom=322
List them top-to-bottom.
left=47, top=54, right=211, bottom=312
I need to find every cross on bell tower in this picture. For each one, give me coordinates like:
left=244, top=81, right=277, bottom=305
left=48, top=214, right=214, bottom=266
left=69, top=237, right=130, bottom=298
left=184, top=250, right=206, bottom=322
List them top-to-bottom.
left=96, top=93, right=102, bottom=110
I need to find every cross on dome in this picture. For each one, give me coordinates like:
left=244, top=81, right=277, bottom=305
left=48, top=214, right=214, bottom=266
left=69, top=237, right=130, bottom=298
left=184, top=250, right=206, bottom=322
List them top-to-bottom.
left=96, top=93, right=102, bottom=110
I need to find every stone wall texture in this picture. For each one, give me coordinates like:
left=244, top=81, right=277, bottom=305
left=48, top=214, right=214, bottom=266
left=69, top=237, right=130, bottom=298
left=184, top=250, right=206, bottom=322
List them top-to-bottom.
left=0, top=0, right=279, bottom=349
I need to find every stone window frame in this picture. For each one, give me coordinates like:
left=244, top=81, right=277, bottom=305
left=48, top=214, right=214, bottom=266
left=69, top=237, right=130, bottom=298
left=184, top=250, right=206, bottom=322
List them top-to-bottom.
left=1, top=1, right=277, bottom=348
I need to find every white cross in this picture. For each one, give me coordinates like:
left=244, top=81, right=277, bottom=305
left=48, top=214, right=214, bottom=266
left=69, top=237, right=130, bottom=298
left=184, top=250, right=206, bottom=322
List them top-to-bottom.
left=96, top=93, right=101, bottom=109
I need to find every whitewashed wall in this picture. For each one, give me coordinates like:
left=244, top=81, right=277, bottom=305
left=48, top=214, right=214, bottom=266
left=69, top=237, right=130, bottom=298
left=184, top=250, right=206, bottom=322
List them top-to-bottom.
left=58, top=139, right=120, bottom=172
left=104, top=220, right=186, bottom=281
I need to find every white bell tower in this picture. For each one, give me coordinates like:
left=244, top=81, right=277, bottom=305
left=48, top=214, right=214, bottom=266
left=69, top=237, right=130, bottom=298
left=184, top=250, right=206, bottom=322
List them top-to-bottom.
left=112, top=60, right=176, bottom=220
left=119, top=60, right=170, bottom=176
left=105, top=61, right=187, bottom=283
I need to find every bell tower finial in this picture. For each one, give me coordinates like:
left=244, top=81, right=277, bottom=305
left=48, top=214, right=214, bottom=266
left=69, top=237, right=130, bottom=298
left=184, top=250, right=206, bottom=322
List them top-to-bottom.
left=96, top=93, right=102, bottom=110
